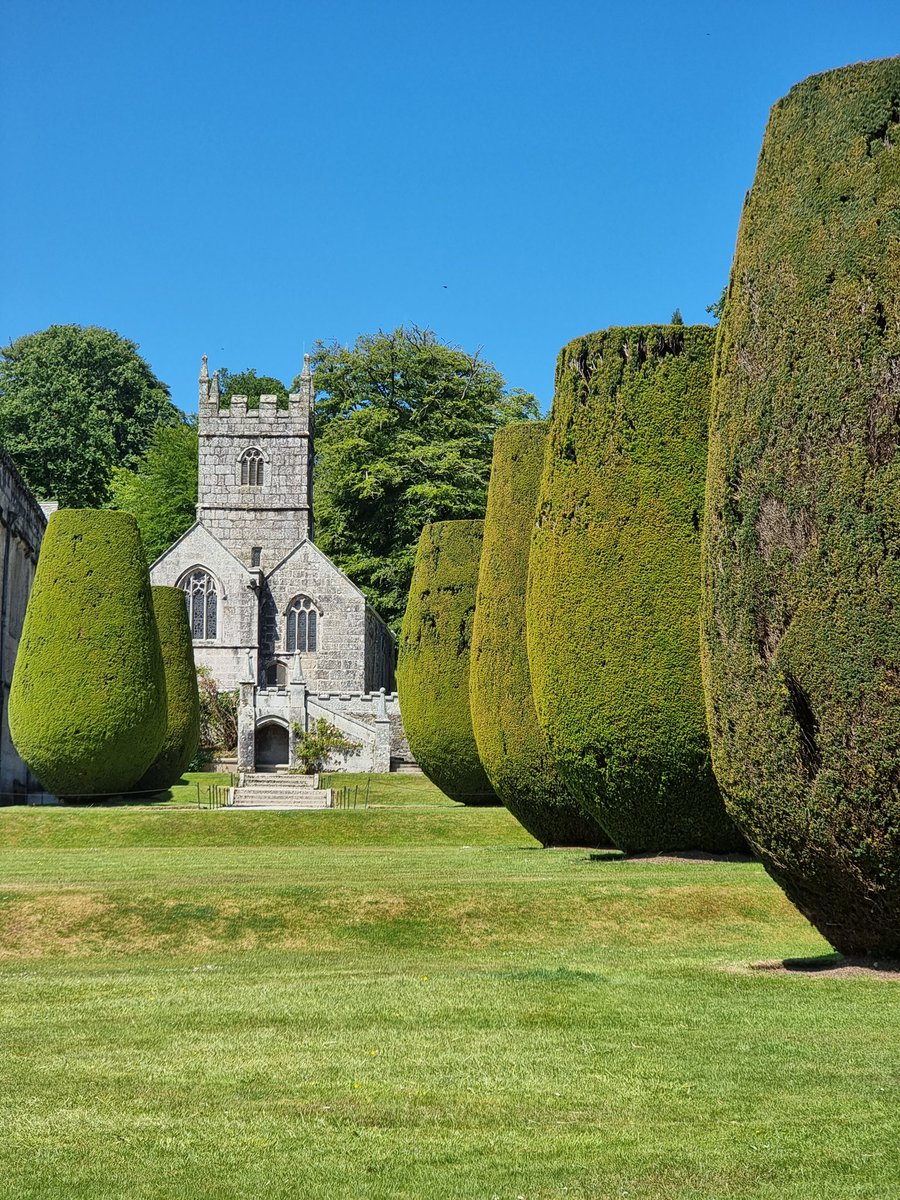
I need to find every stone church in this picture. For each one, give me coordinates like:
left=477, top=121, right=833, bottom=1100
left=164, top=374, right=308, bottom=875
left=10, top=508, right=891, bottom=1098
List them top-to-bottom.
left=150, top=356, right=407, bottom=772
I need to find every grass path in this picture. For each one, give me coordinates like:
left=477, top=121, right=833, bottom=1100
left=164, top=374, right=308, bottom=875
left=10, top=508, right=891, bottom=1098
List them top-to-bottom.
left=0, top=777, right=897, bottom=1198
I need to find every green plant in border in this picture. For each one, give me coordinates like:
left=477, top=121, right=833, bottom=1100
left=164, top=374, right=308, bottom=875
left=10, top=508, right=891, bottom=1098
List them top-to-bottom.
left=701, top=58, right=900, bottom=957
left=528, top=324, right=742, bottom=853
left=470, top=422, right=607, bottom=846
left=9, top=509, right=166, bottom=796
left=397, top=520, right=497, bottom=805
left=133, top=587, right=201, bottom=792
left=196, top=666, right=238, bottom=754
left=291, top=718, right=361, bottom=775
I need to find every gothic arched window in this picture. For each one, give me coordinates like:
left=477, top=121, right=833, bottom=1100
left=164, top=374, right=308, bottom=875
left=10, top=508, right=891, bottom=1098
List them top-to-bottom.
left=240, top=447, right=265, bottom=487
left=179, top=568, right=219, bottom=640
left=285, top=595, right=319, bottom=653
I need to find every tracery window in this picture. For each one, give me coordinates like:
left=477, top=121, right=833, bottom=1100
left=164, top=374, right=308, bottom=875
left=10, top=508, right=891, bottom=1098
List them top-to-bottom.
left=240, top=447, right=265, bottom=487
left=179, top=569, right=218, bottom=640
left=285, top=595, right=319, bottom=653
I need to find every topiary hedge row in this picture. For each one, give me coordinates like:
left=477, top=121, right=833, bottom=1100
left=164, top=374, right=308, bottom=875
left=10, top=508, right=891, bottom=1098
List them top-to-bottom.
left=701, top=58, right=900, bottom=956
left=528, top=324, right=742, bottom=853
left=470, top=421, right=607, bottom=846
left=9, top=509, right=167, bottom=796
left=397, top=520, right=497, bottom=805
left=134, top=586, right=201, bottom=791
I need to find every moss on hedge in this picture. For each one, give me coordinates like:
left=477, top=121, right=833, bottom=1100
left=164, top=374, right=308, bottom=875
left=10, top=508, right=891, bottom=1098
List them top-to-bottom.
left=701, top=58, right=900, bottom=956
left=528, top=324, right=741, bottom=853
left=470, top=422, right=607, bottom=845
left=9, top=509, right=167, bottom=796
left=397, top=520, right=497, bottom=805
left=134, top=587, right=201, bottom=791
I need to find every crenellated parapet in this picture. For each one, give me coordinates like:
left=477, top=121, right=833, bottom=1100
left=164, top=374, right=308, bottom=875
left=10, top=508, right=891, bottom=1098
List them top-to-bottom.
left=198, top=354, right=314, bottom=434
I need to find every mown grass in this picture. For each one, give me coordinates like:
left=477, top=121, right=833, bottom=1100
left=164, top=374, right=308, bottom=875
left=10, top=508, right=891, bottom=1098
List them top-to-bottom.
left=320, top=770, right=457, bottom=807
left=0, top=777, right=898, bottom=1198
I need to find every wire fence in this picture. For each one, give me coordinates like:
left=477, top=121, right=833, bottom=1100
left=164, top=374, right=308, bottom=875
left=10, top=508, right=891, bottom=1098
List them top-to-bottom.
left=0, top=772, right=387, bottom=811
left=0, top=774, right=238, bottom=808
left=331, top=775, right=372, bottom=810
left=199, top=781, right=232, bottom=810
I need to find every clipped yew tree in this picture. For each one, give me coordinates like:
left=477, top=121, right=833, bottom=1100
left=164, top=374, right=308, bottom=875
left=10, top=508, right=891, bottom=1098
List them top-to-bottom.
left=702, top=58, right=900, bottom=957
left=528, top=324, right=742, bottom=854
left=470, top=422, right=607, bottom=845
left=9, top=509, right=167, bottom=796
left=397, top=520, right=497, bottom=804
left=133, top=586, right=201, bottom=791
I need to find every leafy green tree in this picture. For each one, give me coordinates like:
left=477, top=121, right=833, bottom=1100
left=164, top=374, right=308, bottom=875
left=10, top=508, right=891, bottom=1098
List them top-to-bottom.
left=706, top=287, right=727, bottom=322
left=670, top=308, right=684, bottom=325
left=0, top=324, right=176, bottom=506
left=300, top=326, right=538, bottom=630
left=217, top=367, right=288, bottom=409
left=109, top=419, right=198, bottom=563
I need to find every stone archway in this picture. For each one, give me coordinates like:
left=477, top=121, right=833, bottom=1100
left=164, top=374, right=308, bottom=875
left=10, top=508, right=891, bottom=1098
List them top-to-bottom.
left=255, top=722, right=289, bottom=767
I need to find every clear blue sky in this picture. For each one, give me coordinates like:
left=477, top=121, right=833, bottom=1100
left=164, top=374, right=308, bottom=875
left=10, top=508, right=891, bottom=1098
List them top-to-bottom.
left=2, top=1, right=897, bottom=414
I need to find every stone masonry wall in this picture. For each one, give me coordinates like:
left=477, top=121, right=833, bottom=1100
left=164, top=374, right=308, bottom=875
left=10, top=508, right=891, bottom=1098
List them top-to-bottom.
left=198, top=360, right=315, bottom=572
left=0, top=450, right=46, bottom=798
left=150, top=522, right=258, bottom=692
left=267, top=540, right=371, bottom=694
left=309, top=691, right=410, bottom=759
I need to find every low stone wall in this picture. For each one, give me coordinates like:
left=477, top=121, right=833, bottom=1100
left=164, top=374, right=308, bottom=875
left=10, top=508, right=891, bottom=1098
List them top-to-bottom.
left=236, top=684, right=413, bottom=773
left=309, top=690, right=410, bottom=759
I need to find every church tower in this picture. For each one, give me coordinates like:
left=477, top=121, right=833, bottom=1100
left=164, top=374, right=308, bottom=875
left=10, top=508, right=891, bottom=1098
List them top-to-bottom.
left=196, top=354, right=314, bottom=571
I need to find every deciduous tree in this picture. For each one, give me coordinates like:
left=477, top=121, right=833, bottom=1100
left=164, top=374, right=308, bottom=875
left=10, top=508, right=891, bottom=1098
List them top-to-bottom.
left=0, top=324, right=176, bottom=506
left=302, top=326, right=538, bottom=630
left=109, top=419, right=198, bottom=562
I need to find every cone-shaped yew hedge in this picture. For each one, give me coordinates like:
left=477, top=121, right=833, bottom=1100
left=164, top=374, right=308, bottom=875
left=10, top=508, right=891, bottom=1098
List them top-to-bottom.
left=701, top=58, right=900, bottom=957
left=529, top=324, right=742, bottom=853
left=470, top=422, right=607, bottom=845
left=9, top=509, right=167, bottom=796
left=398, top=520, right=497, bottom=805
left=134, top=587, right=201, bottom=791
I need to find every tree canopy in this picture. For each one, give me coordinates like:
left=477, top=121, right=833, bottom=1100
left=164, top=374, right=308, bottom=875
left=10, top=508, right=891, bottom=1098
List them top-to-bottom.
left=0, top=324, right=176, bottom=506
left=300, top=326, right=538, bottom=630
left=217, top=367, right=288, bottom=409
left=109, top=419, right=199, bottom=563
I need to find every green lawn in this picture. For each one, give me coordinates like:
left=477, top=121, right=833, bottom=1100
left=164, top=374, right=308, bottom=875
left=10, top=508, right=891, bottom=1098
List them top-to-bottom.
left=0, top=776, right=897, bottom=1198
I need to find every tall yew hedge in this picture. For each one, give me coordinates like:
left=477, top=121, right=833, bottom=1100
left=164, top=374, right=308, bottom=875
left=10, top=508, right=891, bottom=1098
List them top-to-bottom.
left=701, top=58, right=900, bottom=956
left=529, top=324, right=741, bottom=853
left=470, top=422, right=606, bottom=845
left=9, top=509, right=167, bottom=796
left=397, top=520, right=497, bottom=805
left=134, top=586, right=201, bottom=791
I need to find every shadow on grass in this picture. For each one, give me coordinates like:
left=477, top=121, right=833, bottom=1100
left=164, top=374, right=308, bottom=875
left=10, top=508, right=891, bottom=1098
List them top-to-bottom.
left=63, top=786, right=177, bottom=807
left=588, top=850, right=755, bottom=864
left=752, top=954, right=900, bottom=979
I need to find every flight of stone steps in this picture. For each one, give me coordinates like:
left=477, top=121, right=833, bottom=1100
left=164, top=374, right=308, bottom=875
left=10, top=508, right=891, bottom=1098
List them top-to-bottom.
left=229, top=770, right=333, bottom=810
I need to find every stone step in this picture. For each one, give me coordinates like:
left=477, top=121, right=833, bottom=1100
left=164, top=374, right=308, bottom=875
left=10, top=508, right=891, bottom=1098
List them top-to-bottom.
left=390, top=762, right=422, bottom=774
left=230, top=772, right=333, bottom=809
left=238, top=778, right=319, bottom=789
left=238, top=781, right=319, bottom=791
left=234, top=793, right=326, bottom=804
left=230, top=800, right=331, bottom=810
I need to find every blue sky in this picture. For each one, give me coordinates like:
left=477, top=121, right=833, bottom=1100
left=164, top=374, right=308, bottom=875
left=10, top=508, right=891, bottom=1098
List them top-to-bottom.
left=2, top=1, right=897, bottom=414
